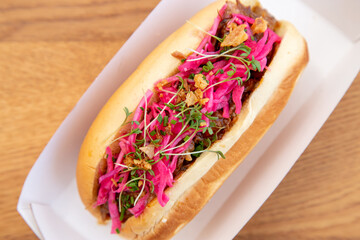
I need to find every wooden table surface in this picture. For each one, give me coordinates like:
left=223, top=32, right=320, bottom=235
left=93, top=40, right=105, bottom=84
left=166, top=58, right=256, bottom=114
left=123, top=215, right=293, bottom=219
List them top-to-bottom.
left=1, top=0, right=359, bottom=239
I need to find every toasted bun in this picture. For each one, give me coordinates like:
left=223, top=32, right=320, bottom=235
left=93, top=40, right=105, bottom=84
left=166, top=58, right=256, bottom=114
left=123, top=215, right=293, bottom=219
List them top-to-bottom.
left=76, top=0, right=309, bottom=239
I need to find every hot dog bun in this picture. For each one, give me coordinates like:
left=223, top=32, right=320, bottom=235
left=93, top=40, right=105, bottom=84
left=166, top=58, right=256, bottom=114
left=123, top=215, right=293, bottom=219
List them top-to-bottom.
left=76, top=0, right=309, bottom=239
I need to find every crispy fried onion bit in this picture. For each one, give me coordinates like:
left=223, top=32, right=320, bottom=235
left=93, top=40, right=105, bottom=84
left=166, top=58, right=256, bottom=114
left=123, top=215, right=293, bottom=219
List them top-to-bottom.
left=251, top=17, right=268, bottom=34
left=221, top=24, right=248, bottom=47
left=185, top=74, right=209, bottom=106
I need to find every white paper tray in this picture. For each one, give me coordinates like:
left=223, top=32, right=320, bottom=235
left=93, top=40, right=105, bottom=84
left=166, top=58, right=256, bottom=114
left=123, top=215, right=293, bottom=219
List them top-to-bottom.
left=18, top=0, right=360, bottom=239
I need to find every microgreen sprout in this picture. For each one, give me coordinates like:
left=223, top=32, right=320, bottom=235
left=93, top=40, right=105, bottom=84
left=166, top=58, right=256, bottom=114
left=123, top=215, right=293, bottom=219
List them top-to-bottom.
left=186, top=20, right=223, bottom=42
left=187, top=43, right=260, bottom=81
left=187, top=43, right=251, bottom=62
left=202, top=61, right=214, bottom=72
left=203, top=75, right=245, bottom=91
left=143, top=91, right=148, bottom=146
left=121, top=107, right=132, bottom=126
left=109, top=128, right=142, bottom=145
left=161, top=130, right=198, bottom=154
left=161, top=149, right=225, bottom=160
left=114, top=163, right=136, bottom=170
left=133, top=172, right=147, bottom=206
left=118, top=173, right=145, bottom=212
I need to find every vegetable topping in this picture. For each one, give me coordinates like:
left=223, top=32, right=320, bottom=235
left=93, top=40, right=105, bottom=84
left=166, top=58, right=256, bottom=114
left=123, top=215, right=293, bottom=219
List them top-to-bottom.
left=96, top=2, right=281, bottom=233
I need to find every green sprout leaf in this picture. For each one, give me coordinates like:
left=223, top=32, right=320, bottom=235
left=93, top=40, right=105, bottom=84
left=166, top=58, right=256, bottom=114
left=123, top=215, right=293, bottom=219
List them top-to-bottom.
left=121, top=107, right=132, bottom=126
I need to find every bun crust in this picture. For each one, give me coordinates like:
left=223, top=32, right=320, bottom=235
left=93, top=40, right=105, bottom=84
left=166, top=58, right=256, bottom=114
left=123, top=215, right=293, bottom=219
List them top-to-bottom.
left=76, top=0, right=309, bottom=239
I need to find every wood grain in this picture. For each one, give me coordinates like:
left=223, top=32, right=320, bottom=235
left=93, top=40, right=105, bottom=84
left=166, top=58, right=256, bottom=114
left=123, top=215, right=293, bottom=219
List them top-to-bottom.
left=0, top=0, right=359, bottom=239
